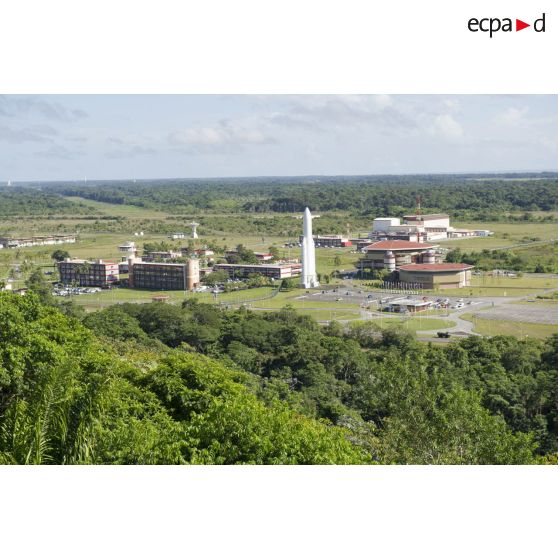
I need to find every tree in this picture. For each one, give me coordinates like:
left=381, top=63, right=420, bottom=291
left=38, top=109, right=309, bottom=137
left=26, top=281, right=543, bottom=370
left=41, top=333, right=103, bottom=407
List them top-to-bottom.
left=226, top=244, right=259, bottom=265
left=268, top=245, right=281, bottom=262
left=51, top=249, right=70, bottom=262
left=25, top=268, right=54, bottom=304
left=202, top=269, right=230, bottom=286
left=0, top=293, right=372, bottom=465
left=83, top=306, right=150, bottom=342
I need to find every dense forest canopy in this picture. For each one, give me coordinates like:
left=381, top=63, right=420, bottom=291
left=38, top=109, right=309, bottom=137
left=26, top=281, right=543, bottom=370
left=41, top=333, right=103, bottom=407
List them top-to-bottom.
left=22, top=173, right=558, bottom=219
left=0, top=188, right=95, bottom=218
left=0, top=292, right=370, bottom=464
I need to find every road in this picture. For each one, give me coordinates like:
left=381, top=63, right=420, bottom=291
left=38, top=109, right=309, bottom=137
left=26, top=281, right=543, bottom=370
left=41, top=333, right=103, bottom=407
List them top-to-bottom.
left=296, top=278, right=558, bottom=338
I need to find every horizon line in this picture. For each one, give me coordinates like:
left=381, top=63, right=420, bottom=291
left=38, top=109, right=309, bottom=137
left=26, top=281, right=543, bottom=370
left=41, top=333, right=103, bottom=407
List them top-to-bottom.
left=5, top=168, right=558, bottom=184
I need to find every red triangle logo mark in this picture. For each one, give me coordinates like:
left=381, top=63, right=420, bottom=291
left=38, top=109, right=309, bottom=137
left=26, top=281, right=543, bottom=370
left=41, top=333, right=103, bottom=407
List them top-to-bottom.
left=516, top=19, right=530, bottom=31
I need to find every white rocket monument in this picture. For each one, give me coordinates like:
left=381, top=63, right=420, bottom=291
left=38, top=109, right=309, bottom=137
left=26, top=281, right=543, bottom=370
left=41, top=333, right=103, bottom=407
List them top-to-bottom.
left=301, top=207, right=319, bottom=288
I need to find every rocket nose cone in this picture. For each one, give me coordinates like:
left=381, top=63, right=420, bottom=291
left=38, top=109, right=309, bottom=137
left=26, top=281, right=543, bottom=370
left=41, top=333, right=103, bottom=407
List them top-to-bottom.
left=304, top=207, right=311, bottom=216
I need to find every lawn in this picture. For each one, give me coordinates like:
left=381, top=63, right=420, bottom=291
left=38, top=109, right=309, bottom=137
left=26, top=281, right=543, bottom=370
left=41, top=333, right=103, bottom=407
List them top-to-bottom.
left=63, top=196, right=169, bottom=219
left=441, top=221, right=558, bottom=251
left=278, top=246, right=359, bottom=277
left=425, top=275, right=556, bottom=297
left=73, top=285, right=278, bottom=311
left=250, top=289, right=359, bottom=310
left=286, top=308, right=360, bottom=321
left=460, top=313, right=558, bottom=339
left=367, top=317, right=456, bottom=332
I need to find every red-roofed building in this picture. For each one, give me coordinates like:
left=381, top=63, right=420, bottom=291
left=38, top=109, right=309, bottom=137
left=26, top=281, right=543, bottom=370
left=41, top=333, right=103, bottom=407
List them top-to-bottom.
left=359, top=240, right=440, bottom=273
left=364, top=240, right=435, bottom=251
left=398, top=263, right=474, bottom=290
left=398, top=263, right=473, bottom=272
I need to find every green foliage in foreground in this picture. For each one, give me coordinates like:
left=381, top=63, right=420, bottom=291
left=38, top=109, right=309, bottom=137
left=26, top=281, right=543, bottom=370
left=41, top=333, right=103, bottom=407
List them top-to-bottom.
left=3, top=291, right=558, bottom=464
left=0, top=293, right=370, bottom=464
left=80, top=301, right=558, bottom=464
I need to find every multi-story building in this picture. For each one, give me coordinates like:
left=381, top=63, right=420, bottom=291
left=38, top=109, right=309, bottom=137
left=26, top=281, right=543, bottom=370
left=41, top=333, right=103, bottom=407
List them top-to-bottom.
left=369, top=213, right=491, bottom=244
left=58, top=258, right=119, bottom=287
left=129, top=259, right=200, bottom=290
left=213, top=263, right=302, bottom=280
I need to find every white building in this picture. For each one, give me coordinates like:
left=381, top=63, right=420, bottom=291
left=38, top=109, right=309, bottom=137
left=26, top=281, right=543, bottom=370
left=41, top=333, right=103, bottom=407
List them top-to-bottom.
left=372, top=217, right=401, bottom=233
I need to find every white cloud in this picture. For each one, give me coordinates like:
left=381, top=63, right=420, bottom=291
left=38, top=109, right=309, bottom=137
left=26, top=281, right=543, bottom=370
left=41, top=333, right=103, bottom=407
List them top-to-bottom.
left=0, top=95, right=88, bottom=122
left=270, top=95, right=417, bottom=133
left=443, top=99, right=461, bottom=112
left=494, top=107, right=529, bottom=127
left=431, top=114, right=464, bottom=140
left=168, top=120, right=275, bottom=152
left=0, top=124, right=52, bottom=143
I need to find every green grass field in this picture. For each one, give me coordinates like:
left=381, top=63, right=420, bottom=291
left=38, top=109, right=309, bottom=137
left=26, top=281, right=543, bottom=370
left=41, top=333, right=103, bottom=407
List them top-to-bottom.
left=62, top=197, right=169, bottom=219
left=441, top=221, right=558, bottom=251
left=277, top=246, right=359, bottom=277
left=425, top=275, right=556, bottom=297
left=73, top=286, right=278, bottom=310
left=252, top=293, right=358, bottom=310
left=287, top=309, right=360, bottom=321
left=460, top=313, right=558, bottom=339
left=366, top=317, right=456, bottom=332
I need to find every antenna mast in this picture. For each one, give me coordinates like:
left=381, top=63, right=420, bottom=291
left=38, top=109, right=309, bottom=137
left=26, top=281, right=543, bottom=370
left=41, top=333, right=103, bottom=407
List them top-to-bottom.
left=416, top=195, right=422, bottom=221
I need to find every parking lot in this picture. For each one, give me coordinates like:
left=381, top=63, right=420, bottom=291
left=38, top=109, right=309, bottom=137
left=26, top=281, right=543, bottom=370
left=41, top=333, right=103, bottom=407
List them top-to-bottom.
left=294, top=286, right=486, bottom=313
left=474, top=303, right=558, bottom=325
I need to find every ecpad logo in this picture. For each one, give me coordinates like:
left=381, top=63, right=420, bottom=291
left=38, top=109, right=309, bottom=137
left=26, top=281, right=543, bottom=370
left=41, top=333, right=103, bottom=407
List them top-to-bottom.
left=468, top=13, right=546, bottom=37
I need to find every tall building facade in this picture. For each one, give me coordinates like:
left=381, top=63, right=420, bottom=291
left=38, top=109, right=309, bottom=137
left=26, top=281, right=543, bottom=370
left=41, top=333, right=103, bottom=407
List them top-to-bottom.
left=58, top=259, right=119, bottom=287
left=129, top=260, right=200, bottom=290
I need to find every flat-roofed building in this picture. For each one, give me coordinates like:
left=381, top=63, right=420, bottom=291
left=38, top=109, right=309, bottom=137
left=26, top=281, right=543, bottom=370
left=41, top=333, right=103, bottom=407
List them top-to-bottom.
left=402, top=214, right=451, bottom=240
left=403, top=214, right=450, bottom=229
left=372, top=217, right=401, bottom=233
left=447, top=228, right=476, bottom=238
left=0, top=234, right=76, bottom=249
left=298, top=235, right=352, bottom=248
left=350, top=238, right=374, bottom=251
left=118, top=241, right=137, bottom=254
left=187, top=248, right=214, bottom=258
left=142, top=250, right=181, bottom=262
left=58, top=258, right=119, bottom=287
left=129, top=259, right=200, bottom=291
left=213, top=263, right=302, bottom=280
left=398, top=263, right=474, bottom=290
left=385, top=298, right=433, bottom=313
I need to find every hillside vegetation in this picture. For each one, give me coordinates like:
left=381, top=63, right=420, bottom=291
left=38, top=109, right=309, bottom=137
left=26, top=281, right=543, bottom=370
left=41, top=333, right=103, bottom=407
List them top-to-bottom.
left=3, top=291, right=558, bottom=464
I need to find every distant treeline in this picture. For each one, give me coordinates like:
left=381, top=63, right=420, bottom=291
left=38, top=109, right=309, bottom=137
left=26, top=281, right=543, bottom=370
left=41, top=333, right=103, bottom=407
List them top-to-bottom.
left=37, top=174, right=558, bottom=218
left=0, top=188, right=95, bottom=217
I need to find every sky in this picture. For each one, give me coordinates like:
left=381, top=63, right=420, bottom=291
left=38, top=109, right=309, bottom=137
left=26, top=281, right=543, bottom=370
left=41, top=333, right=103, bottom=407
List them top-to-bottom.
left=1, top=94, right=557, bottom=182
